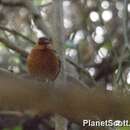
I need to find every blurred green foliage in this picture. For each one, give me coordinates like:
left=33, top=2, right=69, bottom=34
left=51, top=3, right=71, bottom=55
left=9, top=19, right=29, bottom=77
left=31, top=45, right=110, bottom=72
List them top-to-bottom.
left=33, top=0, right=45, bottom=5
left=102, top=42, right=113, bottom=51
left=3, top=126, right=22, bottom=130
left=13, top=126, right=22, bottom=130
left=118, top=126, right=130, bottom=130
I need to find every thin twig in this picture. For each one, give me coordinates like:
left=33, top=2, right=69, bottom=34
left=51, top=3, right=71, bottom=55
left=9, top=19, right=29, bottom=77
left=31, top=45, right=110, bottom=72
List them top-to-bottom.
left=123, top=0, right=129, bottom=49
left=0, top=26, right=35, bottom=44
left=0, top=37, right=28, bottom=57
left=66, top=58, right=96, bottom=86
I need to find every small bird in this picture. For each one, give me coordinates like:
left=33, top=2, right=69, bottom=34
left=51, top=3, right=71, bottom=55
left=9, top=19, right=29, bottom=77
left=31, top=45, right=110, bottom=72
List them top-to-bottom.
left=27, top=37, right=60, bottom=81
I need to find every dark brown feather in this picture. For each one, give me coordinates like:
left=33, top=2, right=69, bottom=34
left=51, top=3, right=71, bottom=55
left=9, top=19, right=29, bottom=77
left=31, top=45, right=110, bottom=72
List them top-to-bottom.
left=27, top=40, right=60, bottom=81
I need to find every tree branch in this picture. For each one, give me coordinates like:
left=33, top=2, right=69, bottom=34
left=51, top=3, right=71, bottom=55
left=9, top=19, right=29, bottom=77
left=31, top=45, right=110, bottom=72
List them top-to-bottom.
left=0, top=0, right=25, bottom=7
left=0, top=0, right=52, bottom=38
left=23, top=0, right=52, bottom=38
left=52, top=0, right=66, bottom=82
left=123, top=0, right=129, bottom=49
left=0, top=26, right=35, bottom=44
left=0, top=37, right=28, bottom=57
left=66, top=58, right=96, bottom=86
left=0, top=68, right=129, bottom=126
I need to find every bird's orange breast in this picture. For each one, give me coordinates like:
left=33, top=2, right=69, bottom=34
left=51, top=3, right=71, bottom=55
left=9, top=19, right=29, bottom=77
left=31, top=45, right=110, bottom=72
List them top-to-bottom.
left=27, top=48, right=60, bottom=81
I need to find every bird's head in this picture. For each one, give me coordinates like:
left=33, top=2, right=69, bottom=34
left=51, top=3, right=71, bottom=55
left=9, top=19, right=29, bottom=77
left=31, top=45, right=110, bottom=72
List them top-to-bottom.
left=36, top=37, right=52, bottom=49
left=38, top=37, right=52, bottom=45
